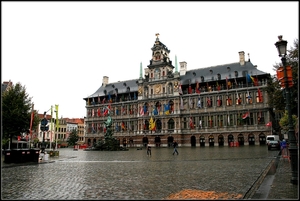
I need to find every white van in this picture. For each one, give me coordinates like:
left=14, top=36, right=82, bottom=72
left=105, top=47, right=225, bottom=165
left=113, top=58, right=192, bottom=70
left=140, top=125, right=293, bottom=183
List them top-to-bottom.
left=266, top=135, right=280, bottom=144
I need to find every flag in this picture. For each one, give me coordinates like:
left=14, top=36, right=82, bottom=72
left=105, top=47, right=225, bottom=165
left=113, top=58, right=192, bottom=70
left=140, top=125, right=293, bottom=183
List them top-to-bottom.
left=247, top=74, right=255, bottom=83
left=226, top=77, right=228, bottom=90
left=234, top=78, right=238, bottom=86
left=196, top=81, right=200, bottom=94
left=216, top=81, right=220, bottom=91
left=178, top=83, right=183, bottom=95
left=188, top=85, right=192, bottom=94
left=258, top=88, right=263, bottom=102
left=108, top=94, right=112, bottom=103
left=180, top=96, right=184, bottom=110
left=217, top=96, right=221, bottom=106
left=189, top=97, right=193, bottom=109
left=197, top=97, right=201, bottom=108
left=207, top=97, right=211, bottom=107
left=102, top=98, right=106, bottom=104
left=164, top=103, right=170, bottom=115
left=29, top=104, right=34, bottom=137
left=55, top=105, right=59, bottom=130
left=143, top=105, right=148, bottom=115
left=140, top=106, right=144, bottom=116
left=153, top=106, right=158, bottom=115
left=98, top=108, right=101, bottom=117
left=242, top=111, right=250, bottom=119
left=149, top=116, right=156, bottom=131
left=189, top=117, right=194, bottom=129
left=121, top=121, right=126, bottom=130
left=266, top=122, right=272, bottom=127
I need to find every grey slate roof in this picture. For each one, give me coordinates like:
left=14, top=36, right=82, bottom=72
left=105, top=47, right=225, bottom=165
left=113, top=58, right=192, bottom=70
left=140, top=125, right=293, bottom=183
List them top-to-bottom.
left=84, top=60, right=268, bottom=100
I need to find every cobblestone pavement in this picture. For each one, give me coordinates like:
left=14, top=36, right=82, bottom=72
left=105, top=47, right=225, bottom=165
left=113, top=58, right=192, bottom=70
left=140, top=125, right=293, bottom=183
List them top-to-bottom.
left=1, top=146, right=298, bottom=200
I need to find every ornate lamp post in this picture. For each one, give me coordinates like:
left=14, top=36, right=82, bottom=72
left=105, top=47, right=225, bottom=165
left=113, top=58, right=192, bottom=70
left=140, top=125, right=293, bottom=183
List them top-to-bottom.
left=275, top=35, right=298, bottom=185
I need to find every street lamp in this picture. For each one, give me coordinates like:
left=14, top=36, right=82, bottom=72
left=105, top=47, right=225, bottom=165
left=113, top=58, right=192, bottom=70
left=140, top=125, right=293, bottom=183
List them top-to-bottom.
left=275, top=35, right=298, bottom=185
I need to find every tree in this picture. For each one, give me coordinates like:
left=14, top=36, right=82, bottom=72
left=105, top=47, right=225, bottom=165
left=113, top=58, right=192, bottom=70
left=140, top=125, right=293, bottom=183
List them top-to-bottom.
left=2, top=82, right=39, bottom=148
left=279, top=110, right=298, bottom=137
left=67, top=129, right=79, bottom=146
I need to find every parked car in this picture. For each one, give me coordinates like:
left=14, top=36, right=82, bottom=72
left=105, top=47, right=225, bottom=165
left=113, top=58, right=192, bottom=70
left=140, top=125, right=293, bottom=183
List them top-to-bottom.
left=267, top=140, right=280, bottom=150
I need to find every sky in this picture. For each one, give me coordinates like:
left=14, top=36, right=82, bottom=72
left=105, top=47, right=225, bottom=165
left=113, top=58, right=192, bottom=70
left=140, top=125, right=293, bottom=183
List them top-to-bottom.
left=2, top=1, right=299, bottom=119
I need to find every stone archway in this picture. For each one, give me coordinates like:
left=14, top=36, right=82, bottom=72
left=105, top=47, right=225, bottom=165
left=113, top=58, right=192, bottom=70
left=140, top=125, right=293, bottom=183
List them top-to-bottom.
left=248, top=133, right=255, bottom=145
left=259, top=133, right=266, bottom=145
left=228, top=134, right=234, bottom=146
left=237, top=134, right=244, bottom=146
left=191, top=135, right=196, bottom=147
left=199, top=135, right=205, bottom=147
left=208, top=135, right=214, bottom=147
left=218, top=135, right=224, bottom=146
left=142, top=136, right=148, bottom=147
left=154, top=136, right=161, bottom=147
left=168, top=136, right=174, bottom=147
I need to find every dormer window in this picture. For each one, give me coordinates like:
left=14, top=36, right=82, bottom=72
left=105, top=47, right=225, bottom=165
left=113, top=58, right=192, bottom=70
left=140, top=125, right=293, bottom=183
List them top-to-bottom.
left=227, top=67, right=231, bottom=71
left=210, top=69, right=213, bottom=74
left=234, top=71, right=238, bottom=77
left=193, top=72, right=196, bottom=76
left=217, top=74, right=221, bottom=80
left=201, top=76, right=204, bottom=82
left=123, top=83, right=127, bottom=86
left=112, top=84, right=115, bottom=88
left=126, top=87, right=130, bottom=92
left=103, top=90, right=107, bottom=95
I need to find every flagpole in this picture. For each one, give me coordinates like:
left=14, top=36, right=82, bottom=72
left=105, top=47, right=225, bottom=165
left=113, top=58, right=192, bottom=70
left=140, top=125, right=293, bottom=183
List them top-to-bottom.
left=29, top=103, right=34, bottom=149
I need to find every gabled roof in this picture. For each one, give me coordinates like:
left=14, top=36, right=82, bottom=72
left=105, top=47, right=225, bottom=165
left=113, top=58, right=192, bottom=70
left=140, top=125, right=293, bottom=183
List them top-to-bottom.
left=85, top=61, right=268, bottom=99
left=180, top=61, right=266, bottom=85
left=87, top=79, right=139, bottom=98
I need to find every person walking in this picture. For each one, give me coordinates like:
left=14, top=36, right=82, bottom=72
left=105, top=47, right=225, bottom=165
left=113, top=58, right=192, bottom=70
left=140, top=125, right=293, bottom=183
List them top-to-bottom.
left=172, top=141, right=179, bottom=155
left=147, top=145, right=151, bottom=156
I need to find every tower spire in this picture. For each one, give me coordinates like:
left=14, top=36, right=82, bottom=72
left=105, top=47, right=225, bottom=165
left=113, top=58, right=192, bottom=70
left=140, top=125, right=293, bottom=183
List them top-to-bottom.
left=175, top=55, right=178, bottom=73
left=139, top=62, right=143, bottom=79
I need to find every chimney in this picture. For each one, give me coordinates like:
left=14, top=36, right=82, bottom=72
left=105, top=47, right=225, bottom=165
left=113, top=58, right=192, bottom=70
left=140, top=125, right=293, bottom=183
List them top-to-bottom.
left=238, top=51, right=245, bottom=66
left=179, top=61, right=187, bottom=76
left=102, top=76, right=109, bottom=87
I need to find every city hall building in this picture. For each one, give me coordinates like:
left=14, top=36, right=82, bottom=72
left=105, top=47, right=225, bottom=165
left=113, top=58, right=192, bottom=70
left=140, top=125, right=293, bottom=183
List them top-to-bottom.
left=83, top=35, right=272, bottom=147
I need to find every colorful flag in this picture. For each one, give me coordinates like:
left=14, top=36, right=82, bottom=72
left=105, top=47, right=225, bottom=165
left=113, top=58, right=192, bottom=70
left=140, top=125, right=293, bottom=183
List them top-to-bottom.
left=247, top=74, right=255, bottom=83
left=226, top=77, right=228, bottom=90
left=196, top=81, right=200, bottom=94
left=216, top=81, right=220, bottom=91
left=178, top=83, right=183, bottom=95
left=188, top=85, right=192, bottom=94
left=258, top=88, right=263, bottom=102
left=180, top=97, right=184, bottom=110
left=197, top=97, right=201, bottom=108
left=164, top=103, right=170, bottom=115
left=55, top=104, right=59, bottom=130
left=143, top=105, right=148, bottom=115
left=139, top=106, right=144, bottom=116
left=98, top=108, right=101, bottom=117
left=242, top=111, right=250, bottom=119
left=149, top=116, right=156, bottom=131
left=189, top=117, right=194, bottom=129
left=121, top=121, right=126, bottom=130
left=266, top=122, right=272, bottom=127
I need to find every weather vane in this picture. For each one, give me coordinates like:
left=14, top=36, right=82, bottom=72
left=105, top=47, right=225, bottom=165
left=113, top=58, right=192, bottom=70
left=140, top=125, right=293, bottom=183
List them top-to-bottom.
left=155, top=33, right=160, bottom=38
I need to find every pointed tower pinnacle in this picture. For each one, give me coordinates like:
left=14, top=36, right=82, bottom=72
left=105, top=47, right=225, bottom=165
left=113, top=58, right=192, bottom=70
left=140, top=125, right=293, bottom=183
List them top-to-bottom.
left=175, top=55, right=178, bottom=73
left=139, top=62, right=143, bottom=79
